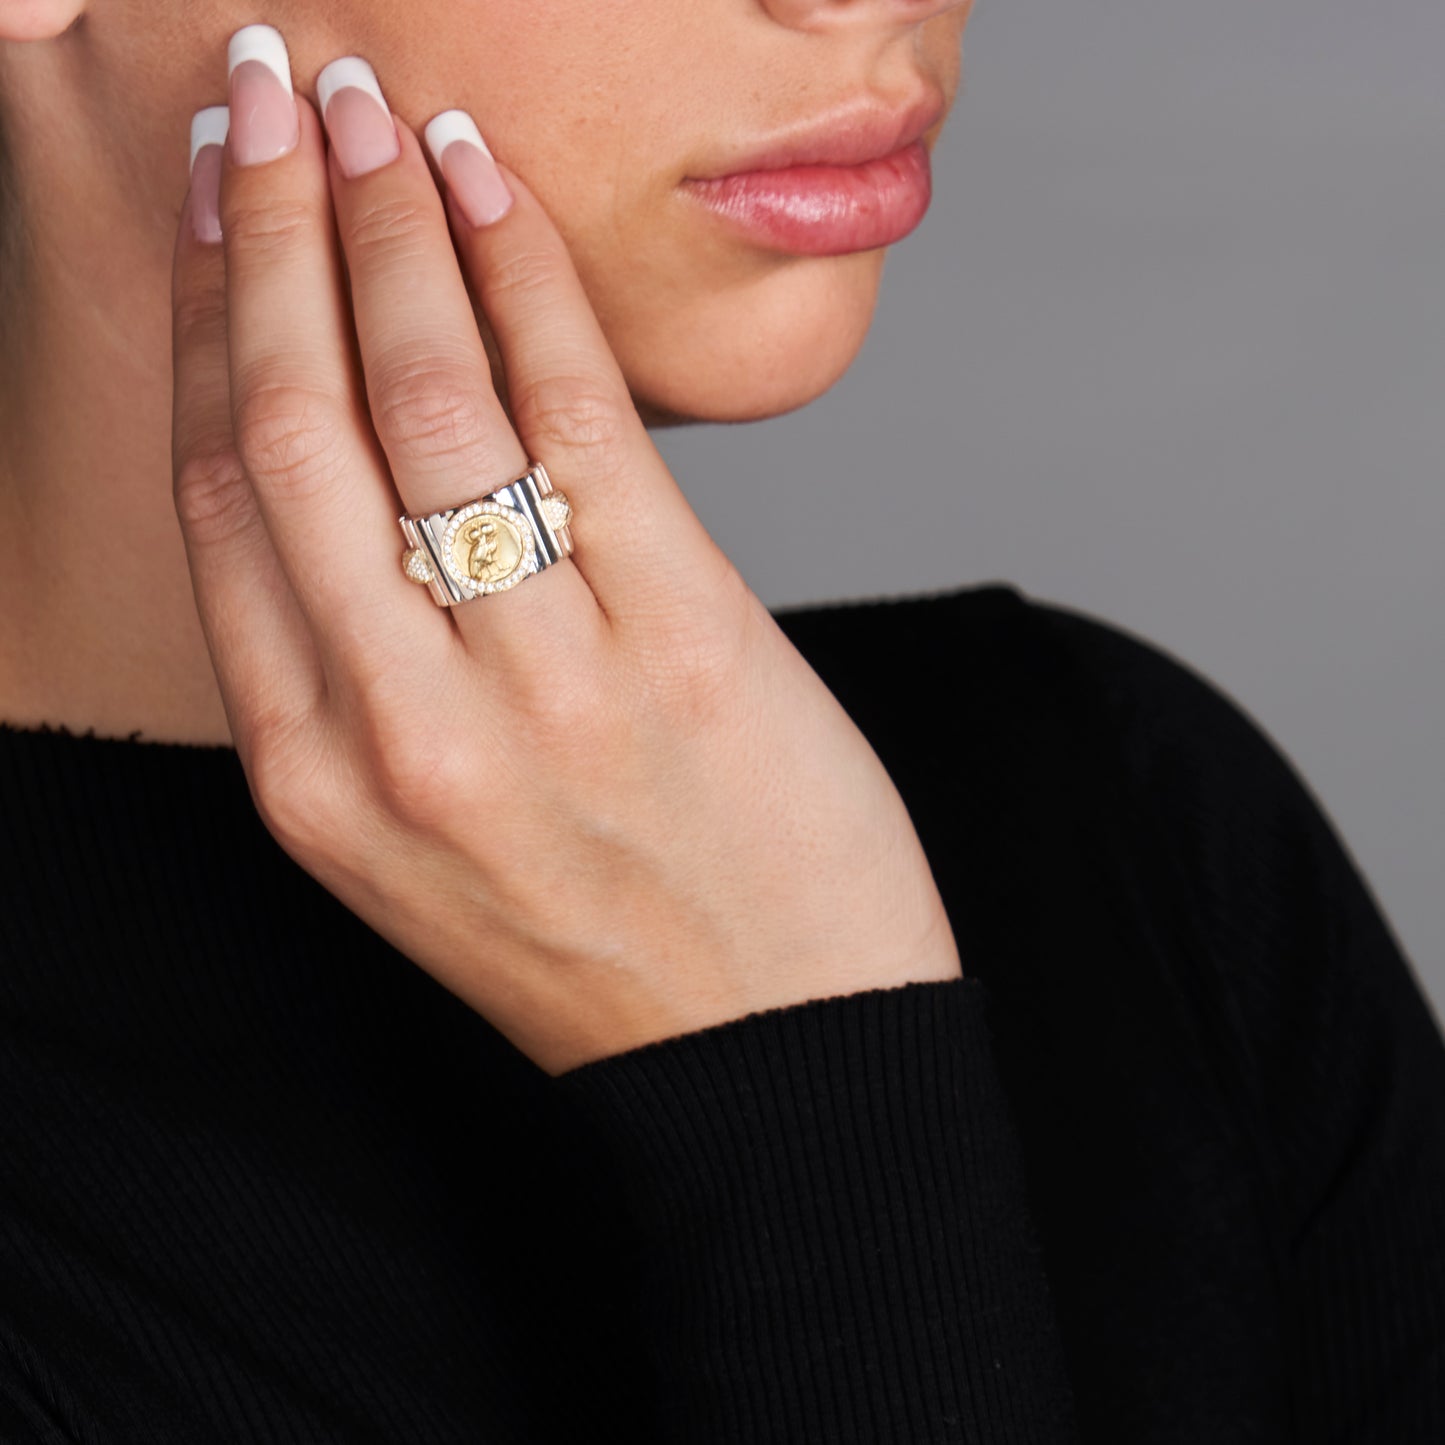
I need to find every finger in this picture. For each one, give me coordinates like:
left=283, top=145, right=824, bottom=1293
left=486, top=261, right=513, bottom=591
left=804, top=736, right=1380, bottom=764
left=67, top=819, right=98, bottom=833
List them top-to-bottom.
left=219, top=27, right=455, bottom=688
left=316, top=60, right=602, bottom=665
left=171, top=105, right=324, bottom=759
left=425, top=112, right=736, bottom=622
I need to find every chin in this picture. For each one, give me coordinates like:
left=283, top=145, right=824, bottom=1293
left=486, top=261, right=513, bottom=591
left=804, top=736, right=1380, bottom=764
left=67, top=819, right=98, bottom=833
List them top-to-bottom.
left=613, top=250, right=887, bottom=427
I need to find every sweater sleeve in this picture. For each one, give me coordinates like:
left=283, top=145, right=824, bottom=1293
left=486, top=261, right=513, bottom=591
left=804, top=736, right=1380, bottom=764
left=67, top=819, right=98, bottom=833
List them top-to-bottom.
left=1034, top=600, right=1445, bottom=1441
left=549, top=974, right=1081, bottom=1445
left=0, top=1322, right=80, bottom=1445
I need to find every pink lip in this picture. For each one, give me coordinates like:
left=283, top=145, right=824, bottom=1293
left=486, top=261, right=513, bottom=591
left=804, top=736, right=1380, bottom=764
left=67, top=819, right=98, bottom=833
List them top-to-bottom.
left=680, top=90, right=946, bottom=256
left=681, top=142, right=933, bottom=256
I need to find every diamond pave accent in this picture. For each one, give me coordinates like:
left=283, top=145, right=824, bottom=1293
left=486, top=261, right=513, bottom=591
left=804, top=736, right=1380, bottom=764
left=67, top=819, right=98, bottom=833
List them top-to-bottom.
left=541, top=491, right=572, bottom=534
left=402, top=547, right=435, bottom=585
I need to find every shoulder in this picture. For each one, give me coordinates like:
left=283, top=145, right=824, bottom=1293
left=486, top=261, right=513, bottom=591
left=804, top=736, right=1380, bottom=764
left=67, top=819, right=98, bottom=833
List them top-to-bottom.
left=773, top=578, right=1318, bottom=801
left=777, top=578, right=1283, bottom=734
left=773, top=581, right=1386, bottom=962
left=1006, top=588, right=1385, bottom=944
left=1008, top=588, right=1323, bottom=817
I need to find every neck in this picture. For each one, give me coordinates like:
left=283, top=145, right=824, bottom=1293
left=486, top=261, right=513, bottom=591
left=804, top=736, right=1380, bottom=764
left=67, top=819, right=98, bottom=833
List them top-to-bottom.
left=0, top=13, right=239, bottom=744
left=0, top=141, right=236, bottom=746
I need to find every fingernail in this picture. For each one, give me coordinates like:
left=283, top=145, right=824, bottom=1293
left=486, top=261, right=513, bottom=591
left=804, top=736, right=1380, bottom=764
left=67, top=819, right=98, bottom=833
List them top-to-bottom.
left=227, top=24, right=298, bottom=166
left=317, top=56, right=399, bottom=178
left=189, top=106, right=230, bottom=244
left=424, top=111, right=513, bottom=227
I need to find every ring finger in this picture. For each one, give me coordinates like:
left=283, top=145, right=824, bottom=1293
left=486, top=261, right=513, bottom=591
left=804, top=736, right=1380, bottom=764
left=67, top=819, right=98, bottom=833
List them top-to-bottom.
left=219, top=27, right=447, bottom=692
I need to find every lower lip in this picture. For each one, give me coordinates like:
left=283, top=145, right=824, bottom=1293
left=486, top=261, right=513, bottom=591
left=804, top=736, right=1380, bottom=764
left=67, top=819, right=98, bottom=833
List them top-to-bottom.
left=681, top=140, right=933, bottom=256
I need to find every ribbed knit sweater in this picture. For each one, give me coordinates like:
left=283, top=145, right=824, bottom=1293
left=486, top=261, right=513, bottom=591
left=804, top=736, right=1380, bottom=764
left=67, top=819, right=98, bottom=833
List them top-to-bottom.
left=1, top=582, right=1442, bottom=1443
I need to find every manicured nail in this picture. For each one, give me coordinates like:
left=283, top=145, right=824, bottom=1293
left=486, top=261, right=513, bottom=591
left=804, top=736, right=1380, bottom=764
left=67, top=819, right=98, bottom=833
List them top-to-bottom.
left=227, top=24, right=298, bottom=166
left=317, top=56, right=399, bottom=178
left=189, top=106, right=230, bottom=244
left=424, top=111, right=513, bottom=227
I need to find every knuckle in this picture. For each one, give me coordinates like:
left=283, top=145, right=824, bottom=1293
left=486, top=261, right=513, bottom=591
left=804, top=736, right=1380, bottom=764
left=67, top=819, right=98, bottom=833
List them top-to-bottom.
left=345, top=194, right=432, bottom=266
left=225, top=195, right=319, bottom=261
left=487, top=241, right=571, bottom=308
left=172, top=285, right=228, bottom=352
left=370, top=361, right=495, bottom=464
left=509, top=371, right=628, bottom=470
left=232, top=379, right=351, bottom=497
left=172, top=448, right=256, bottom=548
left=637, top=567, right=756, bottom=722
left=512, top=667, right=609, bottom=755
left=362, top=710, right=471, bottom=828
left=243, top=713, right=335, bottom=854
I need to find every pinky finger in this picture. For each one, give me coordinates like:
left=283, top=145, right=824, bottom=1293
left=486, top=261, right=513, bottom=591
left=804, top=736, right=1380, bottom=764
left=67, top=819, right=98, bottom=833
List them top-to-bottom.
left=171, top=110, right=325, bottom=762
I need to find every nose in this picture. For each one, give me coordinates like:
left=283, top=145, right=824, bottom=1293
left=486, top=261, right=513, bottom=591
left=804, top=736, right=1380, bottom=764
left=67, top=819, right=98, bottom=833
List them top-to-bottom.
left=758, top=0, right=967, bottom=30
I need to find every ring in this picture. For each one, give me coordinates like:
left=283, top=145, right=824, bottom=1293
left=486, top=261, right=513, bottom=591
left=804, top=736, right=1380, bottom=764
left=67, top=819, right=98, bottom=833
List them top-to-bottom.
left=397, top=460, right=574, bottom=608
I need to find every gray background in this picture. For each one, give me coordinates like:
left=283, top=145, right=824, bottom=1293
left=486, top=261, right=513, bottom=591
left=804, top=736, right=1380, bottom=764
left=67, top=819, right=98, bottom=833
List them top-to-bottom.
left=652, top=0, right=1445, bottom=1017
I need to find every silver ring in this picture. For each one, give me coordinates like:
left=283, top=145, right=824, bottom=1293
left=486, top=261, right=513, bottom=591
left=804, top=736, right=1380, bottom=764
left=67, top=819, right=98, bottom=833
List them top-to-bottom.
left=397, top=460, right=574, bottom=608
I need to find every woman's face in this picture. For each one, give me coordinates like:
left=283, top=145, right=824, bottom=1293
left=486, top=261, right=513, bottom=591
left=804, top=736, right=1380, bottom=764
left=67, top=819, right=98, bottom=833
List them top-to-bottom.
left=61, top=0, right=973, bottom=424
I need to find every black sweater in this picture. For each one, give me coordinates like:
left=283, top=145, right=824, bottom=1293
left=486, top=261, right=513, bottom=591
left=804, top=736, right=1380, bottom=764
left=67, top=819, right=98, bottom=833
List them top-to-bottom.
left=1, top=582, right=1442, bottom=1443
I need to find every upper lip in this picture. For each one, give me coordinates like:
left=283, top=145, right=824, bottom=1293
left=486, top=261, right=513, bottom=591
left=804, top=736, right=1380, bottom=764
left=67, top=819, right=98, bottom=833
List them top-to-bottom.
left=684, top=88, right=948, bottom=181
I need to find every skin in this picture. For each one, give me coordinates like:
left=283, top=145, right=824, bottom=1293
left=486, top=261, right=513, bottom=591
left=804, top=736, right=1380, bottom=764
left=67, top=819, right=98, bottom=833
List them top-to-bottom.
left=0, top=0, right=970, bottom=745
left=0, top=2, right=975, bottom=1071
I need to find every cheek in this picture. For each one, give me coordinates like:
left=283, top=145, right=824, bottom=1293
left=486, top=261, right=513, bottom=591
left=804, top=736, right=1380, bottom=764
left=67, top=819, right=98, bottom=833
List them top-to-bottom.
left=410, top=2, right=915, bottom=424
left=511, top=140, right=892, bottom=424
left=589, top=233, right=888, bottom=424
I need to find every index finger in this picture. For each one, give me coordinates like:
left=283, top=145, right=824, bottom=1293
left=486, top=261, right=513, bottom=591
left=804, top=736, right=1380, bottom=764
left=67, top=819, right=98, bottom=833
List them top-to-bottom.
left=424, top=114, right=739, bottom=624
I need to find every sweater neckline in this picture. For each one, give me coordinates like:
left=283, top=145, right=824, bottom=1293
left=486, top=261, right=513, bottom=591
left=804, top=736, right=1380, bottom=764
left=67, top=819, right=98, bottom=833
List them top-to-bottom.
left=0, top=584, right=1014, bottom=761
left=0, top=717, right=239, bottom=753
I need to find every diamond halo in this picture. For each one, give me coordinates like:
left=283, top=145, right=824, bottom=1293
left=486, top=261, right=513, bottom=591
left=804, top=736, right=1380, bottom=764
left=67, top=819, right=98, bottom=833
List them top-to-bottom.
left=439, top=500, right=538, bottom=596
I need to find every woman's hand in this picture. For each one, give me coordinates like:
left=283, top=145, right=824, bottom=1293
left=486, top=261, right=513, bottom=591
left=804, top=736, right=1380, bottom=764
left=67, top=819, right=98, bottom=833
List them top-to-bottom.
left=170, top=29, right=961, bottom=1076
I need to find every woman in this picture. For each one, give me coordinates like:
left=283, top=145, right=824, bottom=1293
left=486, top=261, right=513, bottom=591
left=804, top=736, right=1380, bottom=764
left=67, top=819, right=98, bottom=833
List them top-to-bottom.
left=0, top=5, right=1441, bottom=1442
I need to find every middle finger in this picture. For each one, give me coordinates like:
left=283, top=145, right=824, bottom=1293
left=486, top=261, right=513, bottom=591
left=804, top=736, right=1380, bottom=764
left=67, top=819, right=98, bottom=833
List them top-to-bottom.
left=315, top=54, right=605, bottom=664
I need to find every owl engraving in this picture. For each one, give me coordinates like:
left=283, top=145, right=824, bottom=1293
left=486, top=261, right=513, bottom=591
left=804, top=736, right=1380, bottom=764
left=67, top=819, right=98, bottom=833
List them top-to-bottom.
left=461, top=517, right=503, bottom=581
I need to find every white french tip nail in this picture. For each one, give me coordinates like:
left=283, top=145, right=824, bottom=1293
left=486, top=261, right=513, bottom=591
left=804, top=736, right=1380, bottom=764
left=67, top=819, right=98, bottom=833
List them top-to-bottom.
left=227, top=24, right=294, bottom=96
left=316, top=56, right=387, bottom=120
left=190, top=105, right=231, bottom=172
left=424, top=110, right=493, bottom=168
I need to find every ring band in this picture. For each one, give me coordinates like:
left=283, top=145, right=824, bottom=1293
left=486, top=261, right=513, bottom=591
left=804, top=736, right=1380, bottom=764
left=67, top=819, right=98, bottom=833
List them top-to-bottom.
left=397, top=460, right=574, bottom=608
